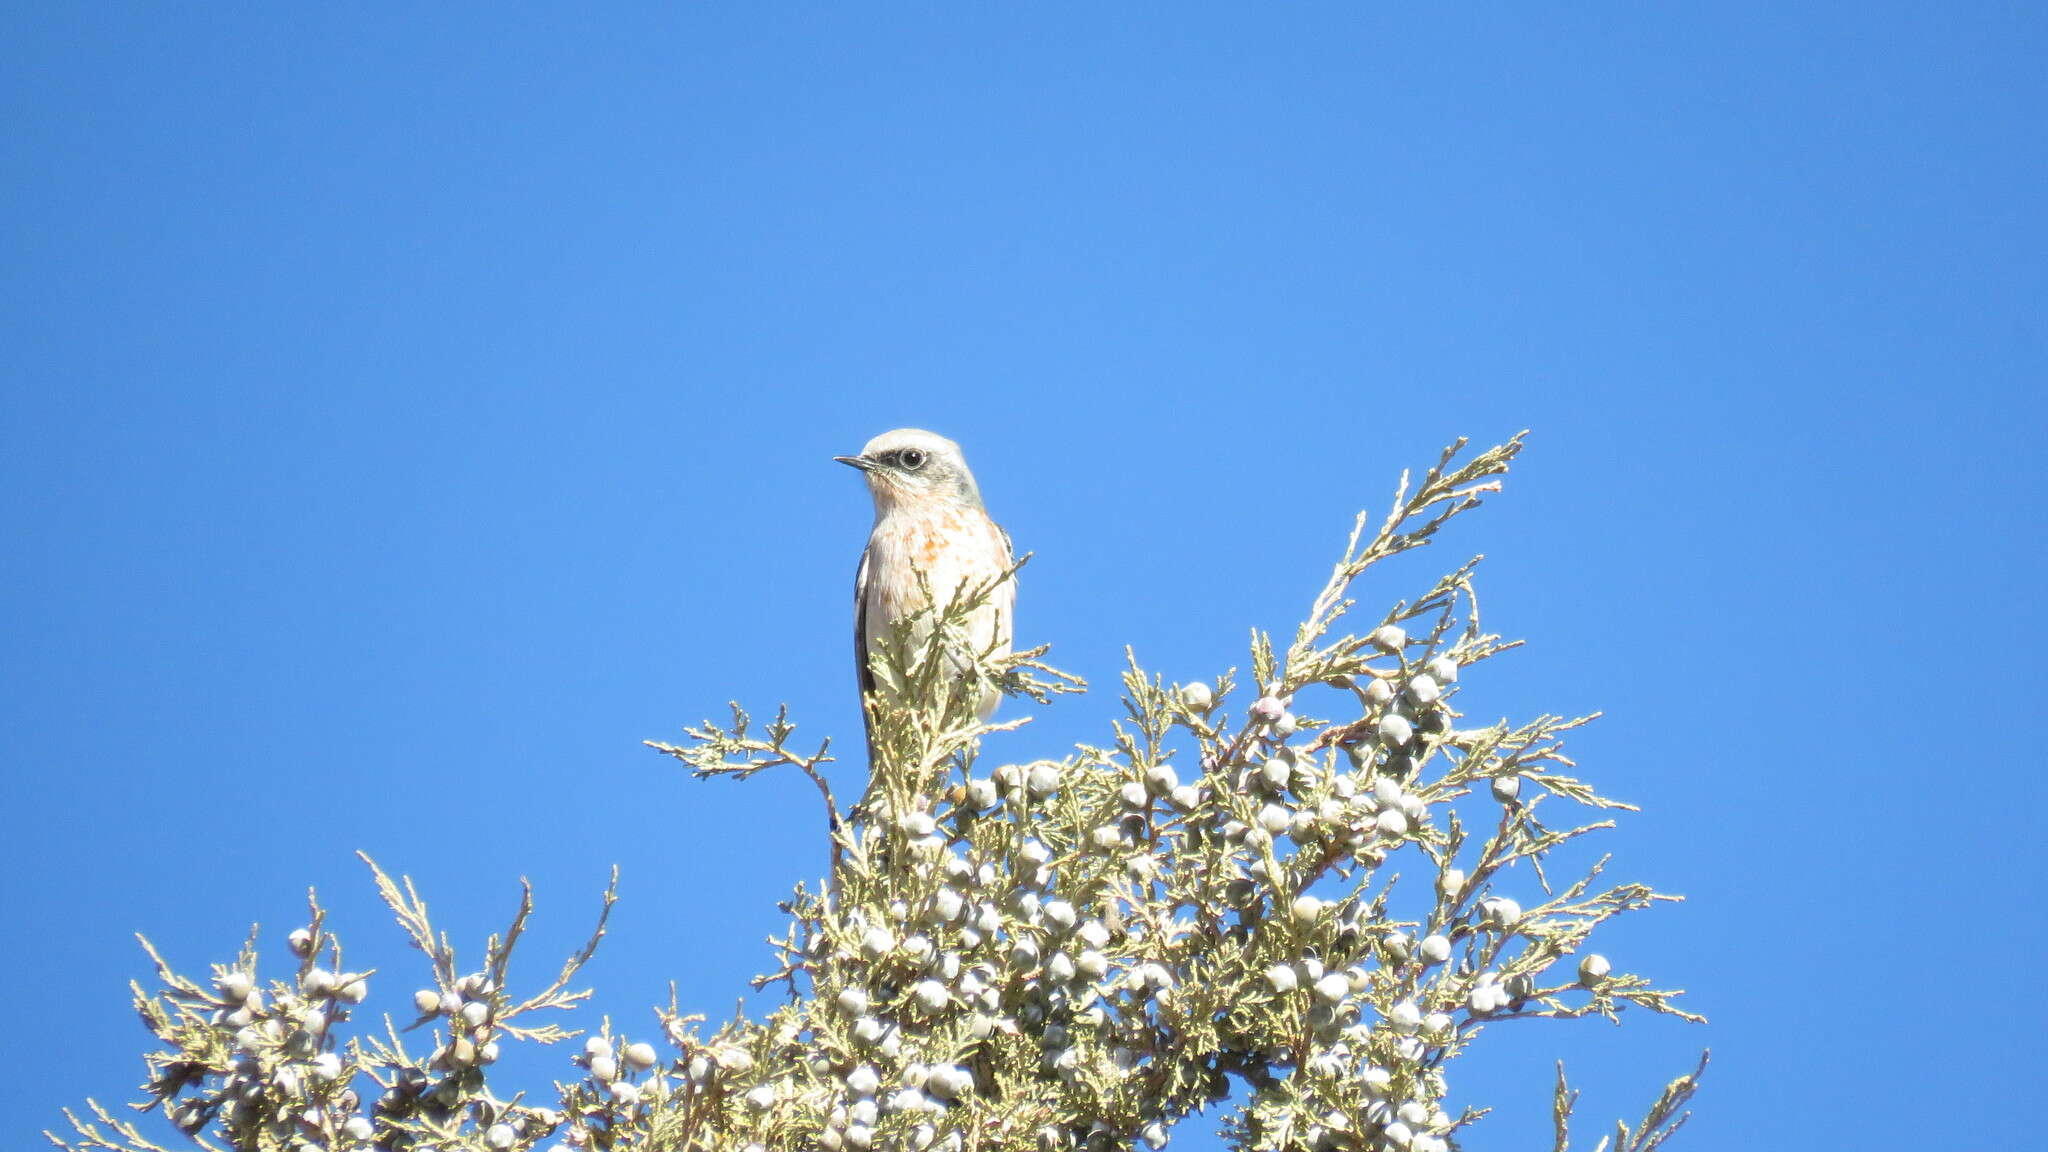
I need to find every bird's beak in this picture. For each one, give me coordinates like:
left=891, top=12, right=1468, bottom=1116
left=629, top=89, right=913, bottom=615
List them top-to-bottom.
left=834, top=455, right=877, bottom=472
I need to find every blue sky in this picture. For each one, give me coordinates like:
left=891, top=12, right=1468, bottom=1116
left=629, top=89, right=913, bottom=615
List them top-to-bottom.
left=3, top=4, right=2042, bottom=1149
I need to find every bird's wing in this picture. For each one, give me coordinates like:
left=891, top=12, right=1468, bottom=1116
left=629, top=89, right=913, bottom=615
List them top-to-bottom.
left=853, top=540, right=876, bottom=700
left=854, top=540, right=878, bottom=771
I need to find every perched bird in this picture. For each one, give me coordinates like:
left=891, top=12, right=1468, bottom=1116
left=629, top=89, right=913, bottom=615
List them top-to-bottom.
left=837, top=429, right=1015, bottom=745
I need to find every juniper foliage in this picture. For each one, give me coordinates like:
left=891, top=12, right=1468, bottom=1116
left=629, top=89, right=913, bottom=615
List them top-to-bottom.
left=52, top=435, right=1705, bottom=1152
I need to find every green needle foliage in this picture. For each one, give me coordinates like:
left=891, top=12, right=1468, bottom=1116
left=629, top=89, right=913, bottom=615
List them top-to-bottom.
left=53, top=435, right=1705, bottom=1152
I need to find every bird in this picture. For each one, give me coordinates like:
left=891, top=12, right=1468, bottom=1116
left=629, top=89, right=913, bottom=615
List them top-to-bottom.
left=837, top=429, right=1015, bottom=753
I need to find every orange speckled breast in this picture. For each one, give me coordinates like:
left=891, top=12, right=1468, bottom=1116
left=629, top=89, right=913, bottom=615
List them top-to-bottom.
left=861, top=495, right=1016, bottom=708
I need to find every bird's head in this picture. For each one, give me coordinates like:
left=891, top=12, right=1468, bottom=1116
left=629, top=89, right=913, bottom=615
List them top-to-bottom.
left=836, top=428, right=983, bottom=511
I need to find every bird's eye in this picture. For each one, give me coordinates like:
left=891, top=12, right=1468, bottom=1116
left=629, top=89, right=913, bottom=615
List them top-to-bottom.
left=899, top=449, right=928, bottom=470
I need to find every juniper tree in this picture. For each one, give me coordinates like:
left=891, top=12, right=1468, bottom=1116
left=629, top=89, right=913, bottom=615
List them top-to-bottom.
left=52, top=434, right=1705, bottom=1152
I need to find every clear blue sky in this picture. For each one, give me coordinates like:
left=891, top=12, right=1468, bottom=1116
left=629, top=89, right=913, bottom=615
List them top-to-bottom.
left=3, top=5, right=2042, bottom=1149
